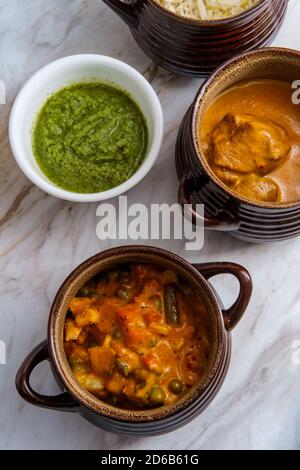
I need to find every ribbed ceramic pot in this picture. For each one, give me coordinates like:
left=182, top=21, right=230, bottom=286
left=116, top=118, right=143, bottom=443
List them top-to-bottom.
left=103, top=0, right=288, bottom=77
left=176, top=47, right=300, bottom=243
left=16, top=246, right=252, bottom=436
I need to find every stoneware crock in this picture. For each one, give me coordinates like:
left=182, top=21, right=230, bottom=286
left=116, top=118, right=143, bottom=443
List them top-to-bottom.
left=103, top=0, right=288, bottom=77
left=176, top=47, right=300, bottom=243
left=16, top=246, right=252, bottom=436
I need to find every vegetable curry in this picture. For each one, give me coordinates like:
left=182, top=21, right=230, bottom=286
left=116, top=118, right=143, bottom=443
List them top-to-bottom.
left=200, top=80, right=300, bottom=203
left=64, top=264, right=212, bottom=408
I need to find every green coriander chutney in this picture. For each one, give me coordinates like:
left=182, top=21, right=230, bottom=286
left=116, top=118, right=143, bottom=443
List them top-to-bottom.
left=33, top=83, right=148, bottom=193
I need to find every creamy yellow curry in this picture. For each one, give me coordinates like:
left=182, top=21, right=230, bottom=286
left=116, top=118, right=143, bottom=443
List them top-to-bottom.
left=200, top=80, right=300, bottom=203
left=64, top=264, right=212, bottom=409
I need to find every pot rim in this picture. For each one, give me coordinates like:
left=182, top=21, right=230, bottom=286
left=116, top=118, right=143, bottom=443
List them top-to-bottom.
left=150, top=0, right=267, bottom=26
left=191, top=46, right=300, bottom=210
left=48, top=245, right=228, bottom=423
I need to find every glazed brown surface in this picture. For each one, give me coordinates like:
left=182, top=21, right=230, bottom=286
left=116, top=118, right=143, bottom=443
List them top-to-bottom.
left=103, top=0, right=288, bottom=77
left=200, top=80, right=300, bottom=203
left=16, top=246, right=252, bottom=432
left=64, top=263, right=212, bottom=409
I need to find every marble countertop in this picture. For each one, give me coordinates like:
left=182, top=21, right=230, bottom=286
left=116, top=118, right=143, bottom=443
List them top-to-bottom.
left=1, top=0, right=300, bottom=451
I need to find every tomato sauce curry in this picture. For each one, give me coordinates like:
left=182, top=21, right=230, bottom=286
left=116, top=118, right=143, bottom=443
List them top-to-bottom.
left=200, top=80, right=300, bottom=203
left=64, top=264, right=213, bottom=409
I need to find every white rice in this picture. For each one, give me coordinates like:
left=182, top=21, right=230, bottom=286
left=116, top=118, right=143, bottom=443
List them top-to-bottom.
left=156, top=0, right=260, bottom=20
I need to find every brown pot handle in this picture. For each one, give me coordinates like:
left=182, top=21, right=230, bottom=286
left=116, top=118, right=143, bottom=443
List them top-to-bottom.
left=103, top=0, right=140, bottom=26
left=179, top=173, right=239, bottom=231
left=194, top=262, right=252, bottom=331
left=16, top=341, right=80, bottom=412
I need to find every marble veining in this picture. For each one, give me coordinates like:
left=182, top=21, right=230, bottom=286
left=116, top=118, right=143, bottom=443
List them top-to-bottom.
left=0, top=0, right=300, bottom=450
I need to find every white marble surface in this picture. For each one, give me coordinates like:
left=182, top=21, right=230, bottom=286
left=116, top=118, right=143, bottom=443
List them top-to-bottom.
left=1, top=0, right=300, bottom=450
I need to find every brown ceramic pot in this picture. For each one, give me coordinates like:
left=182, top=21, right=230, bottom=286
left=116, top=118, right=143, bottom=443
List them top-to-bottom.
left=103, top=0, right=288, bottom=77
left=176, top=47, right=300, bottom=243
left=16, top=246, right=252, bottom=436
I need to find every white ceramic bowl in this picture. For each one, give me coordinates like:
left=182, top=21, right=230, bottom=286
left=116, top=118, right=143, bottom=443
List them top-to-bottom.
left=9, top=55, right=164, bottom=202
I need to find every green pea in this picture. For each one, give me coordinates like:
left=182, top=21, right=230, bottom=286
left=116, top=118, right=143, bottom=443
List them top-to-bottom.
left=108, top=269, right=120, bottom=281
left=79, top=286, right=91, bottom=297
left=79, top=286, right=100, bottom=299
left=117, top=287, right=130, bottom=301
left=149, top=295, right=162, bottom=312
left=113, top=329, right=122, bottom=340
left=148, top=338, right=158, bottom=348
left=115, top=358, right=131, bottom=377
left=168, top=379, right=183, bottom=395
left=149, top=386, right=165, bottom=405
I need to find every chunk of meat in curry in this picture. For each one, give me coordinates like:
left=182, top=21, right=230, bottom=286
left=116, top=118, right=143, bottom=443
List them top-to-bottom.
left=201, top=80, right=300, bottom=203
left=212, top=113, right=290, bottom=174
left=233, top=174, right=280, bottom=202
